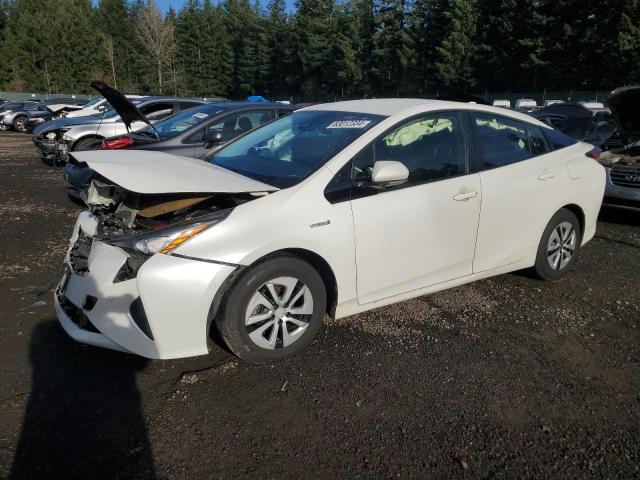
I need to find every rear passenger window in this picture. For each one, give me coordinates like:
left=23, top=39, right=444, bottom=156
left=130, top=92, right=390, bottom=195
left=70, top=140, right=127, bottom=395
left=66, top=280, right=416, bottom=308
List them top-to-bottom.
left=353, top=112, right=467, bottom=187
left=473, top=113, right=532, bottom=169
left=525, top=124, right=549, bottom=155
left=543, top=128, right=577, bottom=150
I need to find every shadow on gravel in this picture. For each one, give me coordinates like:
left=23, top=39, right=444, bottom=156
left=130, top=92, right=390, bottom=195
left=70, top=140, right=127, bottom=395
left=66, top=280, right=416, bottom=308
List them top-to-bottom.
left=598, top=206, right=640, bottom=226
left=11, top=320, right=155, bottom=479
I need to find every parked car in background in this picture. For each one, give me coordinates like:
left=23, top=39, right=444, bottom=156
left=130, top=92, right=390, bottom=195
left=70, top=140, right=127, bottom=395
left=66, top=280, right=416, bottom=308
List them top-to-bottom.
left=33, top=81, right=204, bottom=163
left=596, top=86, right=640, bottom=211
left=25, top=94, right=144, bottom=132
left=64, top=94, right=145, bottom=119
left=0, top=98, right=86, bottom=132
left=55, top=99, right=604, bottom=363
left=492, top=99, right=511, bottom=108
left=515, top=99, right=538, bottom=112
left=0, top=100, right=38, bottom=113
left=64, top=100, right=299, bottom=200
left=543, top=100, right=565, bottom=106
left=530, top=102, right=616, bottom=147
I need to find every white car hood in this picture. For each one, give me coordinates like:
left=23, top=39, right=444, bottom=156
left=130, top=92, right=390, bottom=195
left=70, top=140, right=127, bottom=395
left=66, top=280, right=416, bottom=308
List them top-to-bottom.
left=72, top=150, right=279, bottom=194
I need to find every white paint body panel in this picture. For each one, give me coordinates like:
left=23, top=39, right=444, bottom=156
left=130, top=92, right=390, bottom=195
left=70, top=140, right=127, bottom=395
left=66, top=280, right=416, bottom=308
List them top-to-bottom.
left=57, top=99, right=606, bottom=359
left=75, top=150, right=278, bottom=194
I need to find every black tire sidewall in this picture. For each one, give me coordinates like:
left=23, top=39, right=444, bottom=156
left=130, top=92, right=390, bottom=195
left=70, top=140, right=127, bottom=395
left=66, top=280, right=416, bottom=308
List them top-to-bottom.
left=74, top=137, right=100, bottom=151
left=534, top=209, right=581, bottom=281
left=217, top=255, right=327, bottom=364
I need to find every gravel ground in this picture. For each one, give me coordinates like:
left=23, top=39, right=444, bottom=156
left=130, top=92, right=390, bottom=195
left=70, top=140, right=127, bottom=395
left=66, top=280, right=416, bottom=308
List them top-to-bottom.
left=0, top=132, right=639, bottom=479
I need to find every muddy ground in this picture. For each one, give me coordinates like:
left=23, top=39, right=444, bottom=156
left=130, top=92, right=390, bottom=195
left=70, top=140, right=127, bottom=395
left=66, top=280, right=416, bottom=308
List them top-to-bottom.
left=0, top=132, right=639, bottom=479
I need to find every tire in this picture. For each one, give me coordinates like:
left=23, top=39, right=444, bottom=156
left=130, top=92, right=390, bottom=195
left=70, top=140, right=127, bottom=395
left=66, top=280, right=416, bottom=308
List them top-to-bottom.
left=13, top=115, right=27, bottom=133
left=73, top=137, right=101, bottom=151
left=532, top=208, right=582, bottom=281
left=216, top=255, right=327, bottom=364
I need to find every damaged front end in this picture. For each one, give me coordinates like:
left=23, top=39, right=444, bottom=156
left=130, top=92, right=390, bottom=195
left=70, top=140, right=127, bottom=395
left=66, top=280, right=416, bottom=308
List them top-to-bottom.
left=84, top=178, right=263, bottom=257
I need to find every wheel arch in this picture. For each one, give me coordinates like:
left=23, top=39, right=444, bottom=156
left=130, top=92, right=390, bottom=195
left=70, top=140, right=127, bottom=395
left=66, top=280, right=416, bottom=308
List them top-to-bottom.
left=72, top=134, right=104, bottom=151
left=560, top=203, right=585, bottom=239
left=207, top=248, right=338, bottom=333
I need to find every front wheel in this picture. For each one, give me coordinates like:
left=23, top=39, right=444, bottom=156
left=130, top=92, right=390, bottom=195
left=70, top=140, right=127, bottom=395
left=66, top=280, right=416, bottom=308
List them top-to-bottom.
left=13, top=115, right=28, bottom=133
left=532, top=208, right=581, bottom=281
left=216, top=255, right=327, bottom=364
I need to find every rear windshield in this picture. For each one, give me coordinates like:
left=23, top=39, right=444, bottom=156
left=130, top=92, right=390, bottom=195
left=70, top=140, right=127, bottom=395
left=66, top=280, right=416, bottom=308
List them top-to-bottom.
left=542, top=127, right=577, bottom=150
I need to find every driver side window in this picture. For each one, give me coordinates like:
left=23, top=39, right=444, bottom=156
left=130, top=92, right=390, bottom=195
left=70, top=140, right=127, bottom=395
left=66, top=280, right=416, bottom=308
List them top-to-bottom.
left=353, top=112, right=467, bottom=187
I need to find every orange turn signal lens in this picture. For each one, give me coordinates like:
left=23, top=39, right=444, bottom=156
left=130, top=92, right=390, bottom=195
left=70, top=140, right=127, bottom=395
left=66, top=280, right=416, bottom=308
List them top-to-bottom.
left=160, top=224, right=209, bottom=254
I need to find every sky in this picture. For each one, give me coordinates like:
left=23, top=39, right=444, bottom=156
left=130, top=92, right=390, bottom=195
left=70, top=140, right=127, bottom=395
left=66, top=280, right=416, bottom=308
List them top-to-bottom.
left=154, top=0, right=296, bottom=13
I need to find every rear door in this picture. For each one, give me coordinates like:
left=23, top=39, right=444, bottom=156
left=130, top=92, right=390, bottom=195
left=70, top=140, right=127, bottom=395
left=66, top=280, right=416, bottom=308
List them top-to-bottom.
left=471, top=112, right=564, bottom=272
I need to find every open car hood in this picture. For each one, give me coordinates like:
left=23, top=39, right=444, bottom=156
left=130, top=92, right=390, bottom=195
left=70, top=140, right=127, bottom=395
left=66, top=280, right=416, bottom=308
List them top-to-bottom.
left=91, top=80, right=153, bottom=133
left=607, top=86, right=640, bottom=142
left=45, top=104, right=83, bottom=114
left=71, top=150, right=279, bottom=195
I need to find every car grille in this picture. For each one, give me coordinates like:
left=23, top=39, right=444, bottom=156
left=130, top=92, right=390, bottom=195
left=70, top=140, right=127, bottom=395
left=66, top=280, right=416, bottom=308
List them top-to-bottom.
left=610, top=166, right=640, bottom=189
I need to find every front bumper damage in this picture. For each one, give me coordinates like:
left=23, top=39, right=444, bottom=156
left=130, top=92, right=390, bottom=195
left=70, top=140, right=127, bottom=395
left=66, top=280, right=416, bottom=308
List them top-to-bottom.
left=55, top=211, right=237, bottom=359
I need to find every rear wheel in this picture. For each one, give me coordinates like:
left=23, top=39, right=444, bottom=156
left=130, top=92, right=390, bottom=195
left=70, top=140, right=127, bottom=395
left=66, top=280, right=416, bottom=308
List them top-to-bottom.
left=13, top=115, right=27, bottom=133
left=533, top=208, right=581, bottom=281
left=216, top=255, right=326, bottom=364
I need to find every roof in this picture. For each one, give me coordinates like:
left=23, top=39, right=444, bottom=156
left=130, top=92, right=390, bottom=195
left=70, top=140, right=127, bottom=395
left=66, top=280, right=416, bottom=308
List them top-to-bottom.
left=302, top=98, right=549, bottom=127
left=305, top=98, right=434, bottom=116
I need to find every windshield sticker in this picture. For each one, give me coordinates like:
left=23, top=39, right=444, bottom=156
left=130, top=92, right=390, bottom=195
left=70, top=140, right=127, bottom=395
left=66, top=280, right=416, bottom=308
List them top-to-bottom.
left=193, top=112, right=209, bottom=119
left=327, top=120, right=372, bottom=129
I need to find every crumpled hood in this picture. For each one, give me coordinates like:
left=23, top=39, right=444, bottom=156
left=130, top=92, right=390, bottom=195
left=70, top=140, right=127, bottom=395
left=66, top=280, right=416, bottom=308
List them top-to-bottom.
left=607, top=86, right=640, bottom=141
left=70, top=150, right=279, bottom=195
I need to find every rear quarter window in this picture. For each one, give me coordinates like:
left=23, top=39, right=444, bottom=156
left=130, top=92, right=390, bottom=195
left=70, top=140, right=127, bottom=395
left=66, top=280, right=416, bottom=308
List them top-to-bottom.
left=543, top=127, right=577, bottom=150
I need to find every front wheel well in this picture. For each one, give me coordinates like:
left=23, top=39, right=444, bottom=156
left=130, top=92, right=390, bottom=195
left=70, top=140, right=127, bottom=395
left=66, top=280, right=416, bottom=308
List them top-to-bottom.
left=72, top=135, right=104, bottom=151
left=560, top=204, right=585, bottom=239
left=207, top=249, right=338, bottom=331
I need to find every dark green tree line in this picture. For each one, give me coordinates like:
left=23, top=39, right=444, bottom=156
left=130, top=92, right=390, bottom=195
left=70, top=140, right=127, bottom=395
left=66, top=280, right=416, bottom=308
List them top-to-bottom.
left=0, top=0, right=638, bottom=99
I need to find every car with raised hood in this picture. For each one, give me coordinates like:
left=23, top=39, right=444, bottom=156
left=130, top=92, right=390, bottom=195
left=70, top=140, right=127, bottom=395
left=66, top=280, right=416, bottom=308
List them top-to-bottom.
left=32, top=81, right=204, bottom=163
left=595, top=86, right=640, bottom=211
left=0, top=98, right=85, bottom=132
left=55, top=99, right=605, bottom=364
left=64, top=101, right=299, bottom=201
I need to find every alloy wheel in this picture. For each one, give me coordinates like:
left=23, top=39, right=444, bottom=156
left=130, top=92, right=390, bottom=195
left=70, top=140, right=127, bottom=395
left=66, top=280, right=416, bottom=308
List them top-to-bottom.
left=546, top=221, right=576, bottom=270
left=244, top=276, right=314, bottom=350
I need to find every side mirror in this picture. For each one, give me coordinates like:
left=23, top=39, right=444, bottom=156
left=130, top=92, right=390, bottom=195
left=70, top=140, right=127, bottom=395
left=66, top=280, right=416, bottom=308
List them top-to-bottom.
left=97, top=105, right=106, bottom=112
left=204, top=131, right=224, bottom=148
left=371, top=160, right=409, bottom=185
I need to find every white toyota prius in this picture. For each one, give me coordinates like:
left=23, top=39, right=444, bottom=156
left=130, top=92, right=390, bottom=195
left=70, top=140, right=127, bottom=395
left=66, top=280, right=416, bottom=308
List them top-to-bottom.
left=56, top=99, right=606, bottom=363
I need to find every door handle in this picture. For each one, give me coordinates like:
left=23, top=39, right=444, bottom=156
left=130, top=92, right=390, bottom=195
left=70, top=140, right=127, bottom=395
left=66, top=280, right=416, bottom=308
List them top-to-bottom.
left=538, top=170, right=555, bottom=180
left=453, top=190, right=478, bottom=201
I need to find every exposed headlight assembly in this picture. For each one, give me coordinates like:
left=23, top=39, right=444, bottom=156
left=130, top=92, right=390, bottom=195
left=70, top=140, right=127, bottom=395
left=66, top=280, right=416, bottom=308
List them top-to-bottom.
left=105, top=210, right=230, bottom=256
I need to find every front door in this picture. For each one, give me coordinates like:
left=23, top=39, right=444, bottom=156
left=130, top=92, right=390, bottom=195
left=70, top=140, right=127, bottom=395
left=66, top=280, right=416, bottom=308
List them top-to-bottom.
left=350, top=111, right=482, bottom=304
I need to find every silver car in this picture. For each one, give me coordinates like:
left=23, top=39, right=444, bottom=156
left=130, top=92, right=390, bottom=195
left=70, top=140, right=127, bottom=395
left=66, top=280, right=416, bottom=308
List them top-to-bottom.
left=598, top=87, right=640, bottom=211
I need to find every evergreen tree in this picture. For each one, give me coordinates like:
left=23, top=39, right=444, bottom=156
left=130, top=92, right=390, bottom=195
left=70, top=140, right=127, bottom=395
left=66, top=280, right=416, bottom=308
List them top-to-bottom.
left=372, top=0, right=415, bottom=96
left=412, top=0, right=450, bottom=93
left=435, top=0, right=479, bottom=91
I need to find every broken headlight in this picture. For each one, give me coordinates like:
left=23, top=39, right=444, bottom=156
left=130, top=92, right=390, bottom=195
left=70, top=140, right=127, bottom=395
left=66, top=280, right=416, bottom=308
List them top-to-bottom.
left=105, top=210, right=231, bottom=256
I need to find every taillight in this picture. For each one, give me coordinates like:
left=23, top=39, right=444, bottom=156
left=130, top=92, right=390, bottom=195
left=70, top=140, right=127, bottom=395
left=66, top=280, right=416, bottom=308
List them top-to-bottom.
left=100, top=137, right=134, bottom=150
left=586, top=147, right=601, bottom=159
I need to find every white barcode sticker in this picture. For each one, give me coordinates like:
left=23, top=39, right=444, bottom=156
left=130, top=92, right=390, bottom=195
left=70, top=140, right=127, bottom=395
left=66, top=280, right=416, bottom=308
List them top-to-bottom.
left=327, top=120, right=372, bottom=129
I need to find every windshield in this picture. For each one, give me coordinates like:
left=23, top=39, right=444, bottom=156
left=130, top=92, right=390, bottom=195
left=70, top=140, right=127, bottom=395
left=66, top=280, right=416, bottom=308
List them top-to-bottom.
left=27, top=102, right=45, bottom=110
left=140, top=105, right=222, bottom=140
left=209, top=110, right=384, bottom=188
